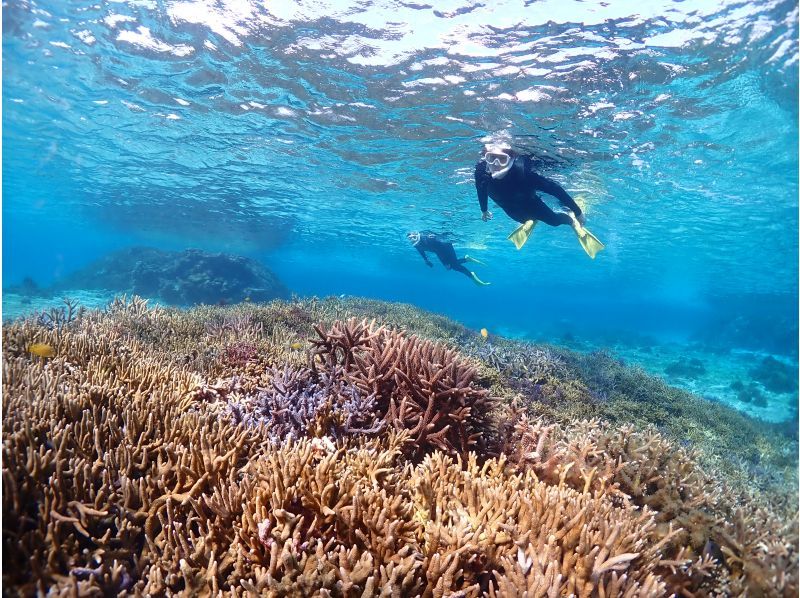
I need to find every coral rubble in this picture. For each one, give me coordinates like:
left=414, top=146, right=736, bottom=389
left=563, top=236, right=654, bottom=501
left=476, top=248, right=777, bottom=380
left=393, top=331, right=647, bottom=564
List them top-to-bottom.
left=2, top=296, right=797, bottom=596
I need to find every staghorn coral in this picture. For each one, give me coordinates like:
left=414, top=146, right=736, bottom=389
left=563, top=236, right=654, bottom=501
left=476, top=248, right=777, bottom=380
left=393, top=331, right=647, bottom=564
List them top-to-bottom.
left=2, top=296, right=797, bottom=597
left=35, top=297, right=86, bottom=331
left=205, top=311, right=264, bottom=341
left=311, top=318, right=495, bottom=458
left=221, top=340, right=259, bottom=368
left=474, top=340, right=800, bottom=492
left=470, top=341, right=568, bottom=383
left=228, top=364, right=384, bottom=440
left=506, top=415, right=798, bottom=596
left=198, top=433, right=675, bottom=597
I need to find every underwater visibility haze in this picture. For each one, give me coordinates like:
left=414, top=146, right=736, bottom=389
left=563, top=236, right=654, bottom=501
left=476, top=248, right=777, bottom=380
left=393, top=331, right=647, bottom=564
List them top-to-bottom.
left=2, top=0, right=799, bottom=595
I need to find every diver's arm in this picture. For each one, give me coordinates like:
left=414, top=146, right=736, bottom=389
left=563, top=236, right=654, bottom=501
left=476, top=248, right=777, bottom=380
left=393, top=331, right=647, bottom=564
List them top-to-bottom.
left=474, top=162, right=491, bottom=218
left=531, top=172, right=582, bottom=217
left=415, top=246, right=434, bottom=267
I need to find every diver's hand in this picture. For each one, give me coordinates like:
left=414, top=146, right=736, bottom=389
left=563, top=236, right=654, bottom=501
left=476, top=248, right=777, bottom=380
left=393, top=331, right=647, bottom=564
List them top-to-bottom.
left=481, top=210, right=493, bottom=221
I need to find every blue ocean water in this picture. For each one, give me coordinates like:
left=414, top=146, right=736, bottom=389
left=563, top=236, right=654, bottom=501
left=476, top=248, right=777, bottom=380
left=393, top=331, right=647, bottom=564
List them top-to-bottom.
left=3, top=1, right=798, bottom=418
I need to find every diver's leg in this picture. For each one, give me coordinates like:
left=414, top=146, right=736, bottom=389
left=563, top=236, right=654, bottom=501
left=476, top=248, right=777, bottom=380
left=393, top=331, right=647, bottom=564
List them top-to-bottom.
left=525, top=198, right=604, bottom=258
left=528, top=198, right=573, bottom=226
left=432, top=250, right=449, bottom=267
left=451, top=263, right=473, bottom=278
left=457, top=263, right=490, bottom=285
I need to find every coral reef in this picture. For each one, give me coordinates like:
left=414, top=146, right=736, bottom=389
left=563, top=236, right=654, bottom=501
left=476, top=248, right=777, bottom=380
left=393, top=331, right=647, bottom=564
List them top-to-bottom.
left=51, top=247, right=289, bottom=306
left=2, top=296, right=797, bottom=597
left=310, top=319, right=495, bottom=458
left=527, top=347, right=799, bottom=483
left=748, top=355, right=797, bottom=394
left=664, top=356, right=707, bottom=379
left=228, top=364, right=384, bottom=440
left=731, top=380, right=768, bottom=407
left=506, top=417, right=797, bottom=595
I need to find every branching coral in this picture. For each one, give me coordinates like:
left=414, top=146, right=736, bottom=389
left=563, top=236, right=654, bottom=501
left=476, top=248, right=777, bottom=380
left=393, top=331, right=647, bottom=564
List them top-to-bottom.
left=35, top=297, right=86, bottom=331
left=2, top=298, right=797, bottom=597
left=311, top=319, right=495, bottom=458
left=470, top=341, right=568, bottom=383
left=228, top=365, right=384, bottom=440
left=506, top=415, right=799, bottom=596
left=191, top=433, right=675, bottom=597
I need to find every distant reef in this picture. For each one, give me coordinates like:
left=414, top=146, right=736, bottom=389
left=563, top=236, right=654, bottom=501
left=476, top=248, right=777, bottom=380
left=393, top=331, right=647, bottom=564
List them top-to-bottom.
left=47, top=247, right=289, bottom=306
left=691, top=291, right=799, bottom=356
left=2, top=296, right=796, bottom=596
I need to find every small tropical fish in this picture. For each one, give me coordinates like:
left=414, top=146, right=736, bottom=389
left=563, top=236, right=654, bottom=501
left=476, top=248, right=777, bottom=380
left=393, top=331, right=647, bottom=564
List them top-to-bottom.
left=480, top=328, right=488, bottom=339
left=290, top=342, right=303, bottom=350
left=28, top=343, right=55, bottom=358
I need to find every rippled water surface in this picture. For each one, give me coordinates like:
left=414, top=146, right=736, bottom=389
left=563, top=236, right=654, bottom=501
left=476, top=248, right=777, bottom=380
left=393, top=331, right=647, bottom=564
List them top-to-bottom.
left=3, top=0, right=798, bottom=346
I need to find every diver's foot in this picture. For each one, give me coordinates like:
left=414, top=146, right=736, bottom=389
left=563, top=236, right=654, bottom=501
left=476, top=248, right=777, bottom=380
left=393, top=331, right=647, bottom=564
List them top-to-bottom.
left=568, top=213, right=587, bottom=238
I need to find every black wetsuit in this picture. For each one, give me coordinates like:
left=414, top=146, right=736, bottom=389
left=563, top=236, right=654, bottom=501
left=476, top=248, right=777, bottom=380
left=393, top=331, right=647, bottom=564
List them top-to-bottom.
left=475, top=155, right=581, bottom=226
left=413, top=232, right=472, bottom=279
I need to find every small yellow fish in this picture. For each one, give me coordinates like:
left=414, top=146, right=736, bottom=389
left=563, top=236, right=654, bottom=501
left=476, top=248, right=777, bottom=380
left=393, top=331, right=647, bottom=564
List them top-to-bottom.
left=480, top=328, right=488, bottom=339
left=290, top=341, right=303, bottom=350
left=28, top=343, right=55, bottom=358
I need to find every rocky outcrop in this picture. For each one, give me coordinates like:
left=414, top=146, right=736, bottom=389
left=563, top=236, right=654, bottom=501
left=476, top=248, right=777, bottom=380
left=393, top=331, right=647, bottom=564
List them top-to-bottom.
left=53, top=247, right=289, bottom=305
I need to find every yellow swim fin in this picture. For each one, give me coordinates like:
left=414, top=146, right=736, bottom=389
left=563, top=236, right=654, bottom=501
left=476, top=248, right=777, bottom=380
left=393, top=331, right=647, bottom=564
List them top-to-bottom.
left=568, top=214, right=604, bottom=259
left=507, top=220, right=537, bottom=250
left=575, top=228, right=604, bottom=259
left=463, top=254, right=485, bottom=265
left=470, top=272, right=491, bottom=286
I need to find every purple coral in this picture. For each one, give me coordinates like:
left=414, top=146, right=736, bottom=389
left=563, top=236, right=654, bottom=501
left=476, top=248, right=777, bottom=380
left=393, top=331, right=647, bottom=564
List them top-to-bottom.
left=235, top=365, right=382, bottom=441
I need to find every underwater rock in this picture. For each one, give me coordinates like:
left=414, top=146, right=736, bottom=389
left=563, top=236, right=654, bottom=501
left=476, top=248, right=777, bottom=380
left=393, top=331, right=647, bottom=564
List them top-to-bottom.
left=52, top=247, right=289, bottom=306
left=4, top=275, right=50, bottom=298
left=747, top=355, right=797, bottom=394
left=664, top=356, right=706, bottom=379
left=731, top=379, right=768, bottom=407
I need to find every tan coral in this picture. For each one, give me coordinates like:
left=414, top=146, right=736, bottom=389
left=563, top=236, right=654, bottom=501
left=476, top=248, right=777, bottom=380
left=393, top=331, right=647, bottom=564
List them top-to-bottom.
left=3, top=299, right=796, bottom=597
left=311, top=319, right=495, bottom=458
left=507, top=414, right=799, bottom=596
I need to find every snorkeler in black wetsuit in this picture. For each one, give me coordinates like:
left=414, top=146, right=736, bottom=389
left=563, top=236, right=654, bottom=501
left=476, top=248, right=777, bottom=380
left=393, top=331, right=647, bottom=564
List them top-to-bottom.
left=474, top=143, right=605, bottom=258
left=407, top=231, right=490, bottom=286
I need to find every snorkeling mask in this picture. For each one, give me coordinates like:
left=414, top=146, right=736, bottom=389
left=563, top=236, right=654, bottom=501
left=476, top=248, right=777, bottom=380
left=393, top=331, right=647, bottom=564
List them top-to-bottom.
left=482, top=143, right=514, bottom=179
left=407, top=231, right=421, bottom=245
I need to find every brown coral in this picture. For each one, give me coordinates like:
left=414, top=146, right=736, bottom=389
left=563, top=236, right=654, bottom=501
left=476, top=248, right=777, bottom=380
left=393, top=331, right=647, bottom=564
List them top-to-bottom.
left=2, top=298, right=796, bottom=597
left=311, top=319, right=495, bottom=458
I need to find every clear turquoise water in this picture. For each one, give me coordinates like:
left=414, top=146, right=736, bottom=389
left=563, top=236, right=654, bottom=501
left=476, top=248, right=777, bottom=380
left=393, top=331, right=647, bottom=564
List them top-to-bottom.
left=3, top=1, right=798, bottom=417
